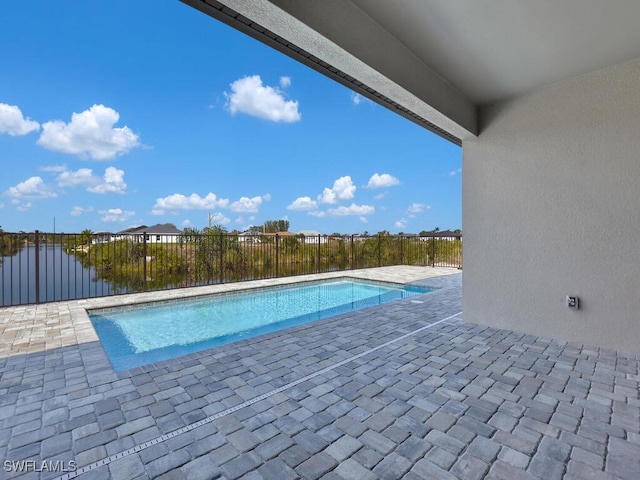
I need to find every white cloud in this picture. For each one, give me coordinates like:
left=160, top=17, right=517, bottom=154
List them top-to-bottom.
left=225, top=75, right=301, bottom=123
left=280, top=76, right=291, bottom=88
left=351, top=93, right=362, bottom=105
left=0, top=103, right=39, bottom=136
left=37, top=104, right=140, bottom=160
left=41, top=164, right=68, bottom=173
left=55, top=166, right=127, bottom=194
left=87, top=167, right=127, bottom=194
left=57, top=168, right=95, bottom=187
left=449, top=168, right=462, bottom=176
left=366, top=173, right=400, bottom=189
left=6, top=176, right=56, bottom=199
left=318, top=176, right=356, bottom=204
left=152, top=192, right=229, bottom=215
left=374, top=192, right=386, bottom=200
left=262, top=193, right=272, bottom=201
left=229, top=195, right=264, bottom=213
left=287, top=196, right=318, bottom=211
left=16, top=202, right=33, bottom=212
left=0, top=203, right=3, bottom=209
left=326, top=203, right=375, bottom=216
left=407, top=203, right=430, bottom=217
left=72, top=206, right=85, bottom=216
left=99, top=208, right=135, bottom=222
left=308, top=210, right=326, bottom=218
left=207, top=212, right=230, bottom=225
left=359, top=217, right=368, bottom=223
left=182, top=219, right=192, bottom=227
left=395, top=219, right=407, bottom=229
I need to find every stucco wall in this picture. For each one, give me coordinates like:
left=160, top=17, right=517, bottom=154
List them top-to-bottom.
left=463, top=58, right=640, bottom=353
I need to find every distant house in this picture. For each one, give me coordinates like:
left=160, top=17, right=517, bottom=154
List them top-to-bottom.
left=114, top=224, right=182, bottom=244
left=298, top=230, right=328, bottom=244
left=418, top=230, right=462, bottom=241
left=91, top=231, right=113, bottom=244
left=262, top=231, right=295, bottom=240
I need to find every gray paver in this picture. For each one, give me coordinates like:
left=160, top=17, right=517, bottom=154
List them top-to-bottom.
left=1, top=269, right=639, bottom=479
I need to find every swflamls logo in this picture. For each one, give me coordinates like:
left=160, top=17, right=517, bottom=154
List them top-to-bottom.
left=4, top=460, right=77, bottom=473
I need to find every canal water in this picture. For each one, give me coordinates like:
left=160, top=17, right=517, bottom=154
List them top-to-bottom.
left=0, top=243, right=116, bottom=306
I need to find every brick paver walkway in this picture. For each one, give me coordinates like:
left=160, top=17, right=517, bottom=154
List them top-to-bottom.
left=1, top=267, right=639, bottom=479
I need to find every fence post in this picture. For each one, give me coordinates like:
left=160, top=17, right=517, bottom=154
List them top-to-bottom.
left=35, top=230, right=40, bottom=304
left=143, top=232, right=147, bottom=291
left=219, top=234, right=224, bottom=284
left=275, top=234, right=280, bottom=277
left=317, top=234, right=321, bottom=273
left=378, top=234, right=381, bottom=267
left=350, top=235, right=354, bottom=270
left=400, top=236, right=404, bottom=265
left=431, top=236, right=436, bottom=267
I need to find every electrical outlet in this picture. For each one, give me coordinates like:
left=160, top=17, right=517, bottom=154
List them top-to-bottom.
left=566, top=295, right=579, bottom=310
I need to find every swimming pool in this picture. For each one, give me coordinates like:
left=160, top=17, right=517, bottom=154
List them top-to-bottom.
left=90, top=279, right=432, bottom=371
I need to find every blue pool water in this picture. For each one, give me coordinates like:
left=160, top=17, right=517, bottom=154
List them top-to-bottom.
left=90, top=279, right=431, bottom=371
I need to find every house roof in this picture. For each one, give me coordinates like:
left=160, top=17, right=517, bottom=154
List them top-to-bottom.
left=118, top=224, right=182, bottom=235
left=117, top=225, right=147, bottom=235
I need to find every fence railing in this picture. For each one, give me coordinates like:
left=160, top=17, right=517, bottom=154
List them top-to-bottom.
left=0, top=231, right=462, bottom=307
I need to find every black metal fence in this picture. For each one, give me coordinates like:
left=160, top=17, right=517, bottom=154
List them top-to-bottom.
left=0, top=231, right=462, bottom=307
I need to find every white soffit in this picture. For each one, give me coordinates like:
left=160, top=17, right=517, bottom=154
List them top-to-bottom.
left=351, top=0, right=640, bottom=105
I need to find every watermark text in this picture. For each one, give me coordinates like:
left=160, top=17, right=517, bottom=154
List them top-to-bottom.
left=4, top=460, right=77, bottom=473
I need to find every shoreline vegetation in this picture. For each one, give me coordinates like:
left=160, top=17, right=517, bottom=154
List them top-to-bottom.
left=0, top=225, right=462, bottom=306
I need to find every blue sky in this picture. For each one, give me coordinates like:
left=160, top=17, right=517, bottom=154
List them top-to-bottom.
left=0, top=1, right=461, bottom=235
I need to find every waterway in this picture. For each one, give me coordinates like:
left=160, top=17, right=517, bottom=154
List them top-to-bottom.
left=0, top=243, right=116, bottom=306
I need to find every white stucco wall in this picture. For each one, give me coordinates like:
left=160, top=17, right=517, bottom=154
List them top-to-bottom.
left=463, top=58, right=640, bottom=353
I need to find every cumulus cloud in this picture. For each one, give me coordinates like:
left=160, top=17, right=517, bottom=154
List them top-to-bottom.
left=225, top=75, right=301, bottom=123
left=279, top=76, right=291, bottom=88
left=0, top=103, right=40, bottom=136
left=37, top=104, right=140, bottom=160
left=41, top=164, right=68, bottom=173
left=55, top=166, right=127, bottom=194
left=87, top=167, right=127, bottom=194
left=56, top=168, right=95, bottom=187
left=366, top=173, right=400, bottom=189
left=6, top=176, right=56, bottom=199
left=318, top=176, right=356, bottom=204
left=153, top=192, right=268, bottom=216
left=152, top=193, right=229, bottom=215
left=229, top=195, right=266, bottom=213
left=287, top=196, right=318, bottom=211
left=17, top=202, right=33, bottom=212
left=326, top=203, right=375, bottom=216
left=407, top=203, right=430, bottom=216
left=71, top=206, right=83, bottom=216
left=99, top=208, right=135, bottom=222
left=308, top=210, right=326, bottom=218
left=207, top=212, right=230, bottom=225
left=395, top=219, right=407, bottom=229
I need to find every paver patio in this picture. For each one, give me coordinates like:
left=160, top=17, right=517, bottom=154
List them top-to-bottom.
left=0, top=267, right=639, bottom=479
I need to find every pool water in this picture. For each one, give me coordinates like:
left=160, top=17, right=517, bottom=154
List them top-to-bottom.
left=90, top=279, right=431, bottom=371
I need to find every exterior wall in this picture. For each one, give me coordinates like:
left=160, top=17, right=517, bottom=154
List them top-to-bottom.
left=463, top=58, right=640, bottom=353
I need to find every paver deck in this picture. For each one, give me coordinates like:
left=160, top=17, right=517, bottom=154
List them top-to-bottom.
left=1, top=266, right=639, bottom=479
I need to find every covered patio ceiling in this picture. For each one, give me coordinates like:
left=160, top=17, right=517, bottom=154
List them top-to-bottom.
left=182, top=0, right=640, bottom=145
